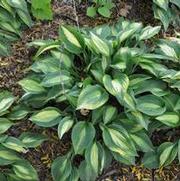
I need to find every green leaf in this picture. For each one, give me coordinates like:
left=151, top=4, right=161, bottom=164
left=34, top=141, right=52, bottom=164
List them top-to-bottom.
left=31, top=0, right=53, bottom=20
left=153, top=0, right=169, bottom=10
left=170, top=0, right=180, bottom=8
left=153, top=5, right=171, bottom=30
left=87, top=6, right=97, bottom=17
left=98, top=6, right=111, bottom=18
left=118, top=22, right=142, bottom=43
left=59, top=25, right=85, bottom=54
left=139, top=26, right=161, bottom=40
left=90, top=32, right=111, bottom=56
left=111, top=47, right=131, bottom=70
left=41, top=71, right=72, bottom=87
left=103, top=74, right=129, bottom=98
left=19, top=79, right=45, bottom=94
left=77, top=85, right=109, bottom=110
left=0, top=91, right=15, bottom=115
left=136, top=95, right=166, bottom=116
left=7, top=105, right=29, bottom=120
left=103, top=105, right=118, bottom=124
left=30, top=107, right=61, bottom=127
left=130, top=111, right=149, bottom=130
left=155, top=112, right=180, bottom=127
left=58, top=116, right=74, bottom=139
left=0, top=118, right=13, bottom=134
left=71, top=121, right=95, bottom=154
left=101, top=124, right=137, bottom=160
left=130, top=131, right=154, bottom=152
left=19, top=132, right=47, bottom=148
left=2, top=137, right=27, bottom=153
left=178, top=140, right=180, bottom=163
left=85, top=141, right=99, bottom=174
left=158, top=142, right=178, bottom=167
left=0, top=147, right=20, bottom=166
left=142, top=151, right=159, bottom=169
left=51, top=154, right=72, bottom=181
left=12, top=159, right=39, bottom=181
left=79, top=161, right=96, bottom=181
left=66, top=166, right=79, bottom=181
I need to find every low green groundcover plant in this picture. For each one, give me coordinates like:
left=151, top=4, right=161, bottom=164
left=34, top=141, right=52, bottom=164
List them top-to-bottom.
left=0, top=0, right=53, bottom=57
left=0, top=0, right=32, bottom=57
left=86, top=0, right=115, bottom=18
left=153, top=0, right=180, bottom=30
left=16, top=18, right=180, bottom=181
left=0, top=90, right=47, bottom=180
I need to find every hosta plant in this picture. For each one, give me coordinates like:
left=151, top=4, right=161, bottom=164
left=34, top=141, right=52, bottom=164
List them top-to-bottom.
left=0, top=0, right=32, bottom=57
left=86, top=0, right=115, bottom=18
left=153, top=0, right=180, bottom=30
left=19, top=19, right=180, bottom=181
left=0, top=90, right=47, bottom=180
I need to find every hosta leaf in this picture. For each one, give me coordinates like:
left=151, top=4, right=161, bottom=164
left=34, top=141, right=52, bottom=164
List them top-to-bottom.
left=153, top=0, right=169, bottom=10
left=170, top=0, right=180, bottom=8
left=153, top=5, right=171, bottom=30
left=118, top=22, right=142, bottom=43
left=59, top=25, right=84, bottom=54
left=139, top=26, right=161, bottom=40
left=90, top=32, right=111, bottom=56
left=157, top=40, right=179, bottom=61
left=34, top=41, right=60, bottom=58
left=0, top=42, right=11, bottom=57
left=112, top=47, right=131, bottom=70
left=41, top=71, right=72, bottom=87
left=103, top=74, right=129, bottom=98
left=19, top=79, right=45, bottom=94
left=77, top=85, right=109, bottom=110
left=0, top=91, right=15, bottom=115
left=136, top=95, right=166, bottom=116
left=8, top=105, right=29, bottom=120
left=103, top=105, right=118, bottom=124
left=30, top=107, right=61, bottom=127
left=130, top=111, right=149, bottom=130
left=155, top=112, right=180, bottom=127
left=58, top=116, right=74, bottom=139
left=0, top=118, right=13, bottom=134
left=71, top=121, right=95, bottom=154
left=101, top=124, right=137, bottom=160
left=130, top=131, right=154, bottom=152
left=19, top=132, right=47, bottom=148
left=2, top=137, right=27, bottom=153
left=178, top=140, right=180, bottom=163
left=85, top=141, right=99, bottom=174
left=158, top=142, right=178, bottom=167
left=0, top=146, right=20, bottom=166
left=112, top=151, right=135, bottom=165
left=142, top=151, right=159, bottom=169
left=51, top=154, right=72, bottom=181
left=12, top=160, right=38, bottom=181
left=79, top=161, right=96, bottom=181
left=66, top=166, right=79, bottom=181
left=0, top=173, right=6, bottom=181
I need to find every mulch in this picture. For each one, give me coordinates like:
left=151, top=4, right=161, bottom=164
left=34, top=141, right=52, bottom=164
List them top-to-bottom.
left=0, top=0, right=179, bottom=180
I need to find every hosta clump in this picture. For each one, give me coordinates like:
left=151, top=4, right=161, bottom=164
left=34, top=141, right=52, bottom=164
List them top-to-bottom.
left=0, top=0, right=32, bottom=56
left=153, top=0, right=180, bottom=30
left=20, top=19, right=180, bottom=181
left=0, top=90, right=47, bottom=180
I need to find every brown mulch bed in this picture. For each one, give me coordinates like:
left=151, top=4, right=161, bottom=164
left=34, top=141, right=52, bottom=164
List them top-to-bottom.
left=1, top=0, right=179, bottom=181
